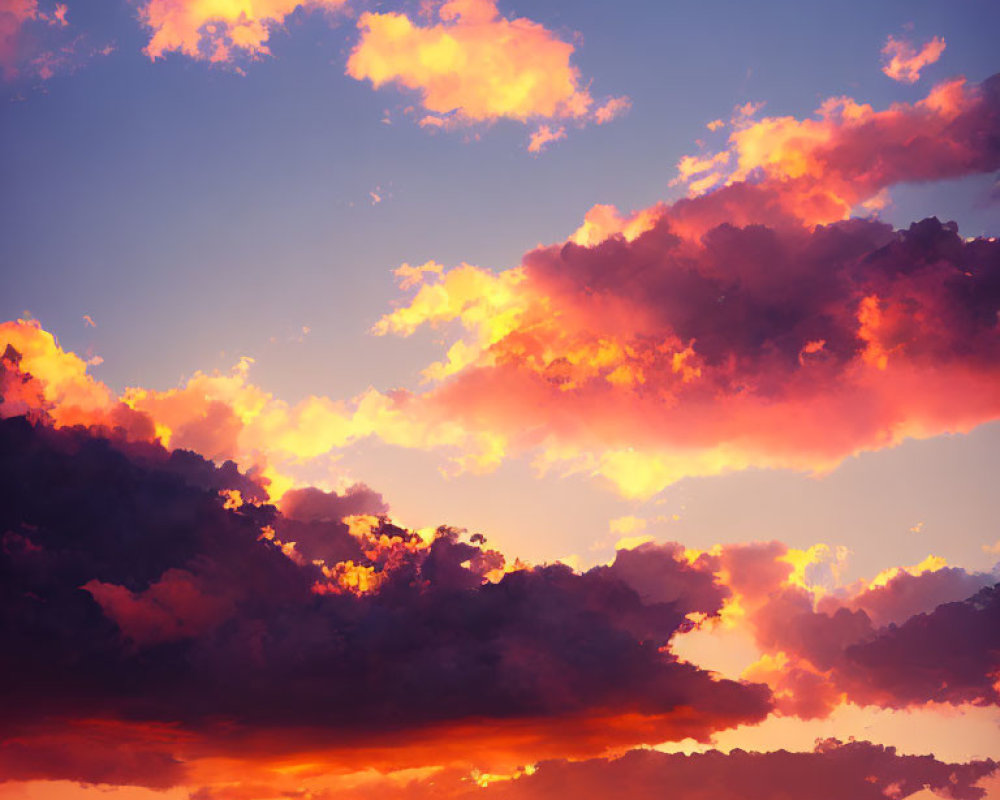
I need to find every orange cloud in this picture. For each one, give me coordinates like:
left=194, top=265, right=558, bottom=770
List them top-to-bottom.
left=140, top=0, right=347, bottom=62
left=346, top=0, right=627, bottom=144
left=881, top=34, right=946, bottom=84
left=672, top=75, right=995, bottom=225
left=594, top=95, right=632, bottom=125
left=527, top=124, right=565, bottom=153
left=0, top=319, right=506, bottom=501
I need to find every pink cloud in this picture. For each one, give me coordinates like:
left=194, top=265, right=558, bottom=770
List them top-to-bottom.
left=882, top=34, right=946, bottom=84
left=527, top=124, right=566, bottom=153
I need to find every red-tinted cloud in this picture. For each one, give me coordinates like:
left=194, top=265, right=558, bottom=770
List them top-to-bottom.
left=0, top=0, right=91, bottom=81
left=0, top=0, right=35, bottom=79
left=882, top=34, right=946, bottom=84
left=9, top=72, right=997, bottom=502
left=373, top=74, right=1000, bottom=497
left=0, top=410, right=771, bottom=788
left=710, top=541, right=1000, bottom=717
left=174, top=740, right=995, bottom=800
left=440, top=742, right=996, bottom=800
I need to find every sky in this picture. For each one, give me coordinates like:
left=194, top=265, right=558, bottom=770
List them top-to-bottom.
left=0, top=0, right=999, bottom=798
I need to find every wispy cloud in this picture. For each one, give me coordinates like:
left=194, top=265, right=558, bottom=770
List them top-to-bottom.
left=882, top=33, right=946, bottom=84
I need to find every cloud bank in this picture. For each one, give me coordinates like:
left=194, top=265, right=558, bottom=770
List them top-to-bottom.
left=0, top=407, right=775, bottom=787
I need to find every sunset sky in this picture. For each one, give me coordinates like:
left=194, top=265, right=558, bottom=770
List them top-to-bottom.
left=1, top=0, right=998, bottom=798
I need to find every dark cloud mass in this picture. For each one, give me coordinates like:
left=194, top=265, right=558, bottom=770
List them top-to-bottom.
left=0, top=414, right=771, bottom=786
left=843, top=583, right=1000, bottom=708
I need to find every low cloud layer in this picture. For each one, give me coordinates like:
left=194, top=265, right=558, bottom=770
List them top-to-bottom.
left=0, top=410, right=773, bottom=787
left=383, top=742, right=997, bottom=800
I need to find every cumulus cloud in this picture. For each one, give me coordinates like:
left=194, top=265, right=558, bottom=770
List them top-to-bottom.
left=140, top=0, right=347, bottom=62
left=346, top=0, right=628, bottom=145
left=882, top=34, right=946, bottom=84
left=368, top=74, right=1000, bottom=498
left=0, top=413, right=772, bottom=788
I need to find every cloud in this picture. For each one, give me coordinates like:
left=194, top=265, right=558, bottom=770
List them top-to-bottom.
left=0, top=0, right=35, bottom=80
left=0, top=0, right=86, bottom=81
left=139, top=0, right=348, bottom=62
left=345, top=0, right=628, bottom=145
left=882, top=34, right=946, bottom=84
left=672, top=73, right=999, bottom=224
left=367, top=74, right=1000, bottom=498
left=594, top=95, right=631, bottom=125
left=527, top=124, right=565, bottom=153
left=0, top=319, right=515, bottom=500
left=0, top=413, right=773, bottom=787
left=279, top=483, right=388, bottom=522
left=705, top=541, right=1000, bottom=717
left=841, top=583, right=1000, bottom=708
left=172, top=740, right=998, bottom=800
left=420, top=742, right=997, bottom=800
